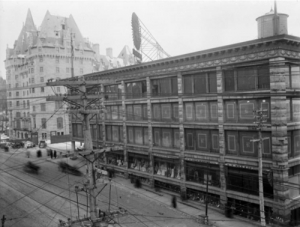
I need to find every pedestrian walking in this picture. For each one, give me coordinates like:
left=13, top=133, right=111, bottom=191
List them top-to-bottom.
left=50, top=150, right=53, bottom=159
left=54, top=150, right=57, bottom=159
left=171, top=195, right=177, bottom=208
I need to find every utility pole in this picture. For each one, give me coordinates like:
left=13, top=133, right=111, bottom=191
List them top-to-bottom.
left=46, top=77, right=115, bottom=224
left=251, top=109, right=268, bottom=227
left=204, top=163, right=209, bottom=224
left=1, top=215, right=6, bottom=227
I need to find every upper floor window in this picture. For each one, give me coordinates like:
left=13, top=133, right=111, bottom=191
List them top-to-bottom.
left=39, top=57, right=43, bottom=62
left=56, top=57, right=59, bottom=63
left=66, top=58, right=69, bottom=63
left=80, top=59, right=83, bottom=64
left=224, top=65, right=270, bottom=92
left=286, top=65, right=300, bottom=89
left=40, top=67, right=43, bottom=73
left=56, top=67, right=60, bottom=73
left=31, top=68, right=34, bottom=73
left=66, top=68, right=70, bottom=73
left=80, top=68, right=83, bottom=74
left=183, top=71, right=217, bottom=95
left=15, top=75, right=18, bottom=79
left=40, top=77, right=44, bottom=82
left=151, top=77, right=178, bottom=97
left=126, top=81, right=146, bottom=99
left=15, top=83, right=19, bottom=88
left=104, top=84, right=122, bottom=100
left=41, top=87, right=45, bottom=93
left=32, top=88, right=35, bottom=93
left=16, top=91, right=19, bottom=97
left=8, top=92, right=11, bottom=97
left=287, top=98, right=300, bottom=123
left=224, top=99, right=270, bottom=123
left=27, top=100, right=29, bottom=107
left=9, top=101, right=12, bottom=107
left=16, top=101, right=20, bottom=107
left=184, top=101, right=218, bottom=123
left=40, top=103, right=46, bottom=111
left=152, top=103, right=178, bottom=122
left=126, top=104, right=148, bottom=121
left=33, top=106, right=36, bottom=112
left=57, top=117, right=63, bottom=129
left=41, top=118, right=47, bottom=129
left=153, top=127, right=180, bottom=148
left=185, top=129, right=219, bottom=153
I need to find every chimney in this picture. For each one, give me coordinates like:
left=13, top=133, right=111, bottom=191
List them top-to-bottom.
left=92, top=43, right=100, bottom=56
left=106, top=48, right=113, bottom=58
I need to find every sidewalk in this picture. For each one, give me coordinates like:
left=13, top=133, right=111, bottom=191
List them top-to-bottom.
left=110, top=176, right=261, bottom=227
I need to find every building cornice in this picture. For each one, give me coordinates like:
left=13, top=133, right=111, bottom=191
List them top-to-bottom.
left=83, top=34, right=300, bottom=82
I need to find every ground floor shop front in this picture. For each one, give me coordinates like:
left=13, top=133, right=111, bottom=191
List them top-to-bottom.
left=89, top=147, right=300, bottom=226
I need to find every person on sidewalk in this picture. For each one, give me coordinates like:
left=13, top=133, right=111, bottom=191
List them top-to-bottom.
left=50, top=150, right=53, bottom=159
left=54, top=150, right=57, bottom=159
left=171, top=195, right=177, bottom=208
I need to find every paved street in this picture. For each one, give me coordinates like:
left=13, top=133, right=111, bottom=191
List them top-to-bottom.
left=0, top=148, right=200, bottom=227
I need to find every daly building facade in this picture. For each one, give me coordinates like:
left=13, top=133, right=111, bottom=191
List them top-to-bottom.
left=70, top=8, right=300, bottom=225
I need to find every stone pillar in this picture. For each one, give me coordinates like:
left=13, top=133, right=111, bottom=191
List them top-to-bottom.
left=270, top=57, right=290, bottom=224
left=216, top=66, right=227, bottom=209
left=177, top=72, right=186, bottom=196
left=146, top=77, right=154, bottom=187
left=121, top=81, right=128, bottom=177
left=100, top=84, right=107, bottom=164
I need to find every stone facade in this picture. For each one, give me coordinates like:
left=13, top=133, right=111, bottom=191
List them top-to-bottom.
left=71, top=33, right=300, bottom=225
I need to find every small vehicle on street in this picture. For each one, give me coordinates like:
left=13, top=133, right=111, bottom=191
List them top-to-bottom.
left=39, top=140, right=47, bottom=148
left=24, top=141, right=35, bottom=148
left=11, top=142, right=24, bottom=149
left=76, top=144, right=84, bottom=151
left=23, top=161, right=40, bottom=174
left=58, top=161, right=82, bottom=176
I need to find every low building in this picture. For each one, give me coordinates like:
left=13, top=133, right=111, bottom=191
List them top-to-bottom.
left=70, top=8, right=300, bottom=225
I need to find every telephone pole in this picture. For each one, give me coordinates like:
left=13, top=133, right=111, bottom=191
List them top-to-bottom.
left=47, top=77, right=115, bottom=225
left=251, top=109, right=268, bottom=227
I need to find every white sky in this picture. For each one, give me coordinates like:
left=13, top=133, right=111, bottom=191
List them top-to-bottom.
left=0, top=0, right=299, bottom=79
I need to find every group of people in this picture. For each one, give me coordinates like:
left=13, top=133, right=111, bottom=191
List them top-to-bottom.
left=48, top=149, right=57, bottom=159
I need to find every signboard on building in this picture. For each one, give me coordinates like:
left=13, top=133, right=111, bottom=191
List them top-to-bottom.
left=50, top=134, right=71, bottom=144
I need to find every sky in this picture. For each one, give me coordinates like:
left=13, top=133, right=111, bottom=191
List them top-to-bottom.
left=0, top=0, right=299, bottom=79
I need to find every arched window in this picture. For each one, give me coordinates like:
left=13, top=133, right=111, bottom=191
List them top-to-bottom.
left=57, top=117, right=63, bottom=129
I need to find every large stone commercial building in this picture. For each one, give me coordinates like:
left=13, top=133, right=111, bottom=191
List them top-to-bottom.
left=70, top=8, right=300, bottom=225
left=5, top=9, right=134, bottom=142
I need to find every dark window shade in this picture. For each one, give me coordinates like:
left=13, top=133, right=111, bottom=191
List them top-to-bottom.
left=257, top=66, right=270, bottom=89
left=237, top=68, right=256, bottom=90
left=224, top=70, right=235, bottom=91
left=209, top=72, right=217, bottom=93
left=194, top=74, right=206, bottom=94
left=183, top=76, right=193, bottom=94
left=171, top=77, right=178, bottom=95
left=126, top=105, right=133, bottom=120
left=106, top=126, right=112, bottom=141
left=143, top=128, right=149, bottom=145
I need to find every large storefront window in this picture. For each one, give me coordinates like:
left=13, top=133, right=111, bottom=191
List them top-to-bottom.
left=223, top=65, right=270, bottom=92
left=182, top=72, right=217, bottom=95
left=151, top=77, right=178, bottom=97
left=126, top=81, right=147, bottom=99
left=224, top=99, right=270, bottom=123
left=184, top=101, right=218, bottom=122
left=152, top=103, right=179, bottom=122
left=126, top=104, right=147, bottom=121
left=153, top=128, right=180, bottom=148
left=185, top=129, right=219, bottom=153
left=225, top=131, right=272, bottom=158
left=106, top=150, right=125, bottom=166
left=128, top=153, right=151, bottom=173
left=154, top=157, right=181, bottom=179
left=186, top=162, right=220, bottom=187
left=227, top=167, right=273, bottom=198
left=154, top=180, right=180, bottom=193
left=187, top=188, right=220, bottom=208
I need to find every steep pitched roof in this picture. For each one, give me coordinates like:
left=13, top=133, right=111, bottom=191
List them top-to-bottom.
left=14, top=9, right=37, bottom=54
